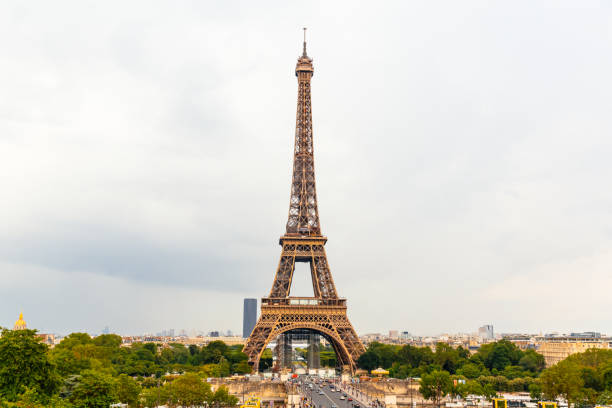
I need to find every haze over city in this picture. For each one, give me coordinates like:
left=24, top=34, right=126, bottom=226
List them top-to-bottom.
left=1, top=1, right=611, bottom=336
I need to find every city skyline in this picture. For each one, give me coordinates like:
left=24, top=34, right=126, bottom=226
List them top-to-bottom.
left=2, top=1, right=612, bottom=336
left=4, top=311, right=609, bottom=340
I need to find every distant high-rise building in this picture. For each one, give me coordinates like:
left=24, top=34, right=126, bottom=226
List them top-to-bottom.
left=243, top=298, right=257, bottom=338
left=478, top=324, right=494, bottom=339
left=102, top=326, right=110, bottom=334
left=389, top=330, right=399, bottom=339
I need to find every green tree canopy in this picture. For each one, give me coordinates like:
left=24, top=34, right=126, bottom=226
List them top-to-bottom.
left=0, top=328, right=60, bottom=402
left=68, top=369, right=117, bottom=408
left=419, top=370, right=453, bottom=408
left=115, top=374, right=141, bottom=407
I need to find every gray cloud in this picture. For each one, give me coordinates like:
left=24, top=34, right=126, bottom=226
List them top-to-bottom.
left=1, top=1, right=611, bottom=335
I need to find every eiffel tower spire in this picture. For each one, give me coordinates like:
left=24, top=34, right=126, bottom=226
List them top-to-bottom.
left=287, top=27, right=319, bottom=236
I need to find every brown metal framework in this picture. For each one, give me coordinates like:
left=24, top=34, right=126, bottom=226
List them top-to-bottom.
left=243, top=33, right=365, bottom=372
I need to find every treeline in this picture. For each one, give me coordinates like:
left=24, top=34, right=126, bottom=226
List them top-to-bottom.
left=0, top=328, right=246, bottom=407
left=49, top=332, right=251, bottom=377
left=358, top=340, right=545, bottom=383
left=359, top=340, right=612, bottom=405
left=295, top=345, right=337, bottom=368
left=536, top=349, right=612, bottom=406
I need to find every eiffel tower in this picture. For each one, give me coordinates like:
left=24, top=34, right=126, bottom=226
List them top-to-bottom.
left=243, top=30, right=365, bottom=373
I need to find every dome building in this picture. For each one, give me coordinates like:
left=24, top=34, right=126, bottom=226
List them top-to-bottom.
left=13, top=312, right=27, bottom=330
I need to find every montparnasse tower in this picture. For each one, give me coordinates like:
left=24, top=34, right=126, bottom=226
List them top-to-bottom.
left=13, top=312, right=27, bottom=330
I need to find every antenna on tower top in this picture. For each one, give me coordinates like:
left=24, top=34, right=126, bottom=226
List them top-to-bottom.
left=302, top=27, right=308, bottom=57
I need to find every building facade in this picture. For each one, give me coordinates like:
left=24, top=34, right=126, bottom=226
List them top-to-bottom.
left=243, top=298, right=257, bottom=338
left=478, top=324, right=494, bottom=340
left=537, top=335, right=612, bottom=367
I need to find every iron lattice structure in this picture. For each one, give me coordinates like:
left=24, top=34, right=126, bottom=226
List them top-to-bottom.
left=243, top=35, right=365, bottom=372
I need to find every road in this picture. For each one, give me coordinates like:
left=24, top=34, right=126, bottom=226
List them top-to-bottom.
left=299, top=378, right=365, bottom=408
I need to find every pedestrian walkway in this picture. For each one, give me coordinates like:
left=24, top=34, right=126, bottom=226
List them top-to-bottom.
left=335, top=383, right=383, bottom=408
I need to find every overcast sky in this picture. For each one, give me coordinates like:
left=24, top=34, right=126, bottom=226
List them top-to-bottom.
left=1, top=1, right=611, bottom=337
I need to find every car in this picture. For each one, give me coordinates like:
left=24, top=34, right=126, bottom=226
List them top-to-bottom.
left=319, top=391, right=324, bottom=395
left=343, top=394, right=348, bottom=398
left=340, top=396, right=346, bottom=400
left=348, top=398, right=353, bottom=402
left=332, top=405, right=338, bottom=408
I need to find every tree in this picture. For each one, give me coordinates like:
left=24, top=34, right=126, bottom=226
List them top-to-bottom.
left=0, top=328, right=60, bottom=402
left=54, top=333, right=93, bottom=351
left=92, top=334, right=122, bottom=349
left=477, top=340, right=522, bottom=371
left=367, top=343, right=399, bottom=369
left=434, top=343, right=464, bottom=374
left=188, top=344, right=200, bottom=356
left=398, top=345, right=434, bottom=368
left=50, top=348, right=91, bottom=377
left=258, top=349, right=273, bottom=371
left=519, top=349, right=545, bottom=373
left=357, top=351, right=380, bottom=371
left=232, top=361, right=252, bottom=375
left=540, top=361, right=583, bottom=407
left=457, top=363, right=481, bottom=379
left=501, top=365, right=525, bottom=380
left=69, top=370, right=117, bottom=408
left=419, top=370, right=453, bottom=408
left=167, top=373, right=212, bottom=407
left=116, top=374, right=141, bottom=407
left=507, top=378, right=526, bottom=392
left=454, top=380, right=484, bottom=399
left=529, top=382, right=543, bottom=400
left=139, top=385, right=169, bottom=408
left=211, top=386, right=239, bottom=407
left=10, top=387, right=72, bottom=408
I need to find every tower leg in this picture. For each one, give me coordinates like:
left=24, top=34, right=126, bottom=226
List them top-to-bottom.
left=275, top=332, right=293, bottom=370
left=308, top=332, right=320, bottom=370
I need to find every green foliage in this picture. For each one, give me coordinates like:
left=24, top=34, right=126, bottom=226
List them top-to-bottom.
left=0, top=328, right=60, bottom=402
left=0, top=332, right=252, bottom=407
left=50, top=335, right=250, bottom=380
left=357, top=340, right=544, bottom=386
left=476, top=340, right=523, bottom=372
left=434, top=343, right=468, bottom=374
left=320, top=345, right=337, bottom=368
left=258, top=349, right=273, bottom=371
left=519, top=349, right=546, bottom=372
left=537, top=349, right=612, bottom=406
left=357, top=350, right=380, bottom=371
left=540, top=360, right=583, bottom=406
left=457, top=363, right=482, bottom=379
left=68, top=370, right=117, bottom=408
left=419, top=370, right=453, bottom=407
left=166, top=373, right=212, bottom=407
left=115, top=374, right=140, bottom=407
left=138, top=374, right=236, bottom=408
left=454, top=379, right=486, bottom=399
left=529, top=382, right=543, bottom=400
left=211, top=386, right=239, bottom=406
left=2, top=387, right=72, bottom=408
